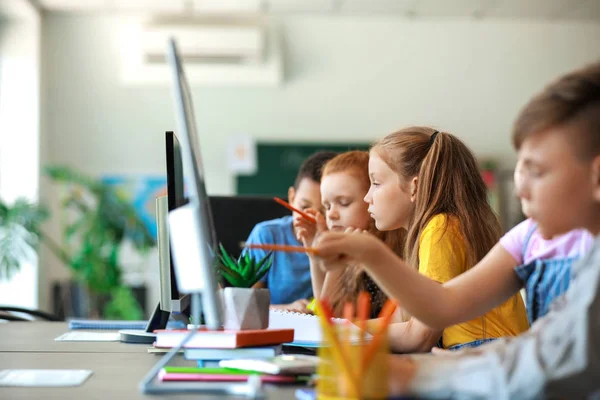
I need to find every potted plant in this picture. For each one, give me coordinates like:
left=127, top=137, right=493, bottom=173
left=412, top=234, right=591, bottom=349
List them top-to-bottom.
left=44, top=166, right=156, bottom=320
left=1, top=167, right=157, bottom=320
left=217, top=244, right=273, bottom=330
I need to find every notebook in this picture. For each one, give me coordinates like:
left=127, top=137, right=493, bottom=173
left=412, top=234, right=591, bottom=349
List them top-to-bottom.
left=267, top=309, right=369, bottom=347
left=68, top=319, right=184, bottom=330
left=68, top=319, right=147, bottom=330
left=154, top=328, right=294, bottom=349
left=55, top=332, right=120, bottom=342
left=184, top=345, right=282, bottom=361
left=220, top=354, right=319, bottom=375
left=157, top=369, right=297, bottom=383
left=0, top=370, right=93, bottom=387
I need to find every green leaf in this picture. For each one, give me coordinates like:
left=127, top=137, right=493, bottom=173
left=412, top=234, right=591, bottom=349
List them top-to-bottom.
left=0, top=198, right=48, bottom=280
left=214, top=242, right=273, bottom=288
left=219, top=244, right=237, bottom=268
left=252, top=253, right=273, bottom=287
left=220, top=268, right=245, bottom=288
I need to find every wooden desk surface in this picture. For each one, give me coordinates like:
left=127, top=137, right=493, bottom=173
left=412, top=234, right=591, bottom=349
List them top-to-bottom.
left=0, top=322, right=149, bottom=353
left=0, top=322, right=303, bottom=399
left=0, top=352, right=299, bottom=399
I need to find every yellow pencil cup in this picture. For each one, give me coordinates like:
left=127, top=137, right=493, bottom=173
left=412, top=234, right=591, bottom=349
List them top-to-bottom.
left=316, top=324, right=389, bottom=400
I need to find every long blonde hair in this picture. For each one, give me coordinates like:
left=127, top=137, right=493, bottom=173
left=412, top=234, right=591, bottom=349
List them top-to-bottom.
left=372, top=127, right=501, bottom=270
left=321, top=151, right=405, bottom=316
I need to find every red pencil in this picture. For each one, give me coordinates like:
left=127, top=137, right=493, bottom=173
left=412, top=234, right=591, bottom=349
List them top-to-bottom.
left=273, top=197, right=317, bottom=224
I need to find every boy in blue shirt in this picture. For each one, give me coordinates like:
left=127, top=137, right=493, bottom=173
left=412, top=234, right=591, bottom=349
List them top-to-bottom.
left=244, top=151, right=337, bottom=313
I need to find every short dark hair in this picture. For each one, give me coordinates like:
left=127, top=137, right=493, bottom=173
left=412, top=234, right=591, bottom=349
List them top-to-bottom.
left=513, top=61, right=600, bottom=160
left=294, top=151, right=338, bottom=188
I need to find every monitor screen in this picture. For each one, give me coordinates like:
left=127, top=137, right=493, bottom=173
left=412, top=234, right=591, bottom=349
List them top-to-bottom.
left=166, top=38, right=223, bottom=329
left=165, top=131, right=184, bottom=301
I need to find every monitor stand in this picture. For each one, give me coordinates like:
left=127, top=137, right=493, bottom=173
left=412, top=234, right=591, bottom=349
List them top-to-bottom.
left=119, top=301, right=190, bottom=344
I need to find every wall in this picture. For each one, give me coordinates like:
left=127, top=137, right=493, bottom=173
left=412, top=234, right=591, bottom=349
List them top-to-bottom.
left=0, top=1, right=41, bottom=308
left=39, top=14, right=600, bottom=311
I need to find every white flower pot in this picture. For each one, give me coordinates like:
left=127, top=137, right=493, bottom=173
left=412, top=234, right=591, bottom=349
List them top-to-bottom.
left=221, top=287, right=270, bottom=331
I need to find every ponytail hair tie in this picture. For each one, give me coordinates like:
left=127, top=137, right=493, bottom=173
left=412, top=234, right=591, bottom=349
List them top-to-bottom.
left=429, top=130, right=439, bottom=146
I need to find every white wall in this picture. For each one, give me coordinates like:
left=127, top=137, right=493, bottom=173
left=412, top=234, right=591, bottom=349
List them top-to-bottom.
left=0, top=1, right=41, bottom=308
left=39, top=14, right=600, bottom=311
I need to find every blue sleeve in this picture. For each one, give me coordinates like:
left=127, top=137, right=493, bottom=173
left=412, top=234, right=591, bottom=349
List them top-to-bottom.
left=242, top=224, right=273, bottom=284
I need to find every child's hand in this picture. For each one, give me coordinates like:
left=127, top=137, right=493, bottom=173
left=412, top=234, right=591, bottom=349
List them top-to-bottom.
left=294, top=208, right=327, bottom=247
left=313, top=229, right=385, bottom=270
left=271, top=299, right=313, bottom=314
left=431, top=347, right=455, bottom=356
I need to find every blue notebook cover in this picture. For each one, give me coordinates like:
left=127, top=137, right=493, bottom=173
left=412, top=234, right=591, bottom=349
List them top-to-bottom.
left=68, top=319, right=184, bottom=330
left=185, top=345, right=283, bottom=361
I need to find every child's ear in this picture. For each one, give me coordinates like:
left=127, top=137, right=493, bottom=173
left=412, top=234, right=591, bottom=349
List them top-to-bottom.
left=592, top=155, right=600, bottom=203
left=410, top=176, right=418, bottom=203
left=288, top=186, right=296, bottom=204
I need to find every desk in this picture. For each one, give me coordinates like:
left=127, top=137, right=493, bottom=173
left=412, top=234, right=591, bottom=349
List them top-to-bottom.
left=0, top=322, right=301, bottom=399
left=0, top=322, right=146, bottom=353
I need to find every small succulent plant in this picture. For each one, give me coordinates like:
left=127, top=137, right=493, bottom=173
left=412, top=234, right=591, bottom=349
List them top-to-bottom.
left=217, top=244, right=273, bottom=288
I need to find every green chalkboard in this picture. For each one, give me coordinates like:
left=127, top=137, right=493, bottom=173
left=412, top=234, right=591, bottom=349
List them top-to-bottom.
left=236, top=143, right=370, bottom=196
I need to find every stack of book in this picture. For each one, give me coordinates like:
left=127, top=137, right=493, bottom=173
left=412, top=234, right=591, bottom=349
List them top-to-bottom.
left=152, top=328, right=294, bottom=368
left=184, top=345, right=282, bottom=367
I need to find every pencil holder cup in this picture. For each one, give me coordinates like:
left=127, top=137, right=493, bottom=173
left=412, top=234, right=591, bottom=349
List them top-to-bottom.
left=316, top=324, right=389, bottom=400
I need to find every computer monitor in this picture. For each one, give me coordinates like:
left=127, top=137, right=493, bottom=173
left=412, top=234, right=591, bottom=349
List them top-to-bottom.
left=165, top=38, right=223, bottom=330
left=140, top=39, right=255, bottom=396
left=160, top=131, right=188, bottom=312
left=119, top=132, right=191, bottom=344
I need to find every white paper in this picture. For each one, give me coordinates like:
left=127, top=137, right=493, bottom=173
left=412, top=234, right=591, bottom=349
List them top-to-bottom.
left=227, top=134, right=257, bottom=175
left=55, top=331, right=120, bottom=342
left=0, top=369, right=93, bottom=387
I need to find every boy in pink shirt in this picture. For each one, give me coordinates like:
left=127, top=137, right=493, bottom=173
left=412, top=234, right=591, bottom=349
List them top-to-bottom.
left=500, top=160, right=594, bottom=322
left=501, top=218, right=593, bottom=323
left=500, top=219, right=592, bottom=266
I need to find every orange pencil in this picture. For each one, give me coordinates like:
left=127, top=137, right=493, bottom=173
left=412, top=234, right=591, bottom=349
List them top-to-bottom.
left=273, top=197, right=317, bottom=224
left=241, top=243, right=319, bottom=255
left=356, top=292, right=371, bottom=395
left=356, top=292, right=371, bottom=336
left=315, top=299, right=359, bottom=398
left=362, top=299, right=397, bottom=371
left=342, top=302, right=354, bottom=366
left=343, top=302, right=355, bottom=323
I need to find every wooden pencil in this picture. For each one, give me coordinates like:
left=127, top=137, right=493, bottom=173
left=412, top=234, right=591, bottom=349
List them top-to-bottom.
left=273, top=197, right=317, bottom=224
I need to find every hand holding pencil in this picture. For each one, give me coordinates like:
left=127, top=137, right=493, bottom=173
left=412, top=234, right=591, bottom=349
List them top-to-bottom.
left=274, top=197, right=317, bottom=224
left=294, top=208, right=327, bottom=248
left=312, top=229, right=387, bottom=270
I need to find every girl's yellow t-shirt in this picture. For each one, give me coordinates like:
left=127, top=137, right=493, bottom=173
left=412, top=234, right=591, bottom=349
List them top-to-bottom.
left=419, top=214, right=529, bottom=348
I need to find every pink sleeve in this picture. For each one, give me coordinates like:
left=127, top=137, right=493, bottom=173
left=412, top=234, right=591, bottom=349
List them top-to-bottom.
left=499, top=219, right=535, bottom=265
left=581, top=230, right=595, bottom=255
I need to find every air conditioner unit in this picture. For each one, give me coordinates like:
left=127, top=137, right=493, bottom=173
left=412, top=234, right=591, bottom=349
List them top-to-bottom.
left=120, top=18, right=283, bottom=87
left=141, top=22, right=265, bottom=64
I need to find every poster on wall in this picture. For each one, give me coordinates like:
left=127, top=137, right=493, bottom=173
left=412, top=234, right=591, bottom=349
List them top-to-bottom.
left=227, top=134, right=257, bottom=175
left=102, top=176, right=167, bottom=239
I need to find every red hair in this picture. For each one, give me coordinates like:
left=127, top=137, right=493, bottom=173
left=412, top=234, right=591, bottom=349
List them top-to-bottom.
left=322, top=151, right=405, bottom=316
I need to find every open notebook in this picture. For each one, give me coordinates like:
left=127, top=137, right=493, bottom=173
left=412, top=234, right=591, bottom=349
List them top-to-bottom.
left=267, top=309, right=370, bottom=347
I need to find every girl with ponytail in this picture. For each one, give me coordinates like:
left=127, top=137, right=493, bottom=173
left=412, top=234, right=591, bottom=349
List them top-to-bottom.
left=315, top=127, right=529, bottom=351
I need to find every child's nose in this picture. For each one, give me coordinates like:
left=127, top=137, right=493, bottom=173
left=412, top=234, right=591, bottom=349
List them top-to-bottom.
left=515, top=181, right=529, bottom=199
left=364, top=189, right=373, bottom=204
